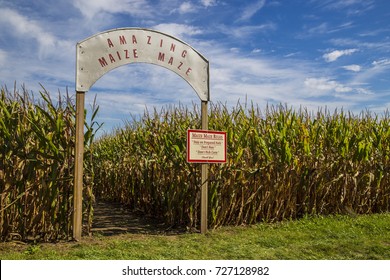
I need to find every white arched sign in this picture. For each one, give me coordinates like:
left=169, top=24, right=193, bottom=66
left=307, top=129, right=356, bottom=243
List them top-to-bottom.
left=73, top=28, right=210, bottom=240
left=76, top=28, right=209, bottom=101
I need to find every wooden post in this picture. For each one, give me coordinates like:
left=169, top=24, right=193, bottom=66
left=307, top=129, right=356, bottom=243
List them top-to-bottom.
left=73, top=91, right=85, bottom=240
left=200, top=101, right=209, bottom=234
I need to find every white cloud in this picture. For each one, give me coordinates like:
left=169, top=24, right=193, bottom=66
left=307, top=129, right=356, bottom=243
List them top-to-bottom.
left=72, top=0, right=151, bottom=19
left=201, top=0, right=217, bottom=7
left=237, top=0, right=266, bottom=22
left=312, top=0, right=375, bottom=14
left=178, top=2, right=196, bottom=14
left=0, top=8, right=62, bottom=58
left=307, top=22, right=329, bottom=35
left=152, top=23, right=203, bottom=38
left=219, top=23, right=276, bottom=39
left=330, top=38, right=390, bottom=53
left=205, top=48, right=325, bottom=106
left=206, top=48, right=371, bottom=110
left=323, top=49, right=358, bottom=62
left=284, top=52, right=300, bottom=58
left=349, top=59, right=390, bottom=87
left=372, top=59, right=390, bottom=67
left=343, top=64, right=361, bottom=72
left=304, top=77, right=353, bottom=93
left=355, top=88, right=374, bottom=95
left=92, top=93, right=149, bottom=115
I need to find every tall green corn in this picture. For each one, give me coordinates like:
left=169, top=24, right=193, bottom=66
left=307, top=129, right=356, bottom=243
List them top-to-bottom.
left=0, top=86, right=99, bottom=241
left=93, top=102, right=390, bottom=229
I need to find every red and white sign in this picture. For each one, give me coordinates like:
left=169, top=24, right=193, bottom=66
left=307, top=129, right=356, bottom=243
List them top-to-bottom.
left=187, top=129, right=227, bottom=163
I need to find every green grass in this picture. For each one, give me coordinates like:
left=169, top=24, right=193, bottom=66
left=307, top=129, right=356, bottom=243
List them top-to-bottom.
left=1, top=213, right=389, bottom=260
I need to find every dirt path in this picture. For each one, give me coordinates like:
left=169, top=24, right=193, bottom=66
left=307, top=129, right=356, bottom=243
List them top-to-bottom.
left=91, top=201, right=178, bottom=236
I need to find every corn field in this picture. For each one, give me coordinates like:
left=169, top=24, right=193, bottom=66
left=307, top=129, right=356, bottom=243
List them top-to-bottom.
left=1, top=85, right=390, bottom=241
left=0, top=86, right=98, bottom=241
left=93, top=102, right=390, bottom=229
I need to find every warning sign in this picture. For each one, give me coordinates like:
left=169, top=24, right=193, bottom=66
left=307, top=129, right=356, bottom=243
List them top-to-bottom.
left=187, top=129, right=227, bottom=163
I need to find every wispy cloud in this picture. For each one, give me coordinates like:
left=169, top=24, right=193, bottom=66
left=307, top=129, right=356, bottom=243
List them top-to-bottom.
left=72, top=0, right=151, bottom=19
left=201, top=0, right=217, bottom=7
left=237, top=0, right=266, bottom=22
left=310, top=0, right=375, bottom=14
left=168, top=1, right=198, bottom=15
left=178, top=2, right=196, bottom=14
left=0, top=8, right=57, bottom=57
left=301, top=21, right=355, bottom=38
left=306, top=22, right=329, bottom=35
left=152, top=23, right=203, bottom=39
left=218, top=23, right=276, bottom=39
left=358, top=28, right=390, bottom=37
left=323, top=49, right=358, bottom=62
left=350, top=59, right=390, bottom=88
left=372, top=59, right=390, bottom=67
left=342, top=64, right=361, bottom=72
left=304, top=77, right=352, bottom=93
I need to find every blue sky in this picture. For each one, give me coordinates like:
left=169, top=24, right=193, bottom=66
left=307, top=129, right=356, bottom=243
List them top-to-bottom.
left=1, top=0, right=389, bottom=134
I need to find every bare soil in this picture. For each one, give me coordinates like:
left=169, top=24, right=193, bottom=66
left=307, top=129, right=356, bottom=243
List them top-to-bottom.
left=91, top=200, right=184, bottom=236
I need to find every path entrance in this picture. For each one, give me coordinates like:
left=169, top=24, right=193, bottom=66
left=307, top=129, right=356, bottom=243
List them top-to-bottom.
left=91, top=201, right=185, bottom=236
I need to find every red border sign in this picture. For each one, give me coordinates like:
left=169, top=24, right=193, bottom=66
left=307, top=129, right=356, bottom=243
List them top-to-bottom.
left=187, top=129, right=227, bottom=163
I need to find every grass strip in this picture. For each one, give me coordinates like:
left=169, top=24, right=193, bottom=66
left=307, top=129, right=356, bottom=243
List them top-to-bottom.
left=1, top=213, right=389, bottom=260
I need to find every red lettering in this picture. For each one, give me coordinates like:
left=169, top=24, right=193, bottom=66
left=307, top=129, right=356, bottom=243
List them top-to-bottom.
left=119, top=35, right=127, bottom=45
left=132, top=35, right=137, bottom=44
left=147, top=36, right=152, bottom=45
left=107, top=38, right=114, bottom=48
left=160, top=39, right=163, bottom=47
left=170, top=43, right=176, bottom=52
left=133, top=49, right=138, bottom=58
left=125, top=50, right=130, bottom=59
left=181, top=50, right=187, bottom=58
left=116, top=51, right=121, bottom=60
left=157, top=52, right=165, bottom=61
left=109, top=54, right=116, bottom=63
left=98, top=57, right=108, bottom=67
left=168, top=57, right=174, bottom=65
left=177, top=62, right=183, bottom=70
left=186, top=68, right=192, bottom=75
